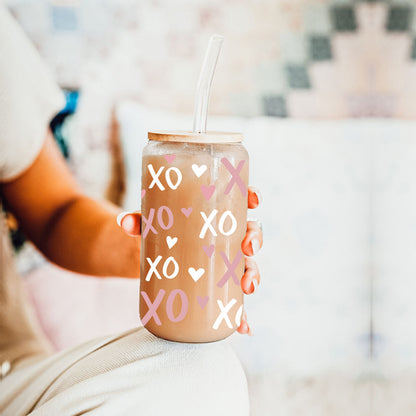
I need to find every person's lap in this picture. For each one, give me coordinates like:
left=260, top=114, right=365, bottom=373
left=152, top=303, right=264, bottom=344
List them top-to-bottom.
left=0, top=326, right=249, bottom=416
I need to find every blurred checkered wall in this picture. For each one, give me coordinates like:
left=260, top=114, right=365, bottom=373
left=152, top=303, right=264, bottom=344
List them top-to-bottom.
left=6, top=0, right=415, bottom=118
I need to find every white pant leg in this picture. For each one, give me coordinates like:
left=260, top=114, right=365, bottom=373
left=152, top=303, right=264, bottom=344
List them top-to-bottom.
left=1, top=327, right=249, bottom=416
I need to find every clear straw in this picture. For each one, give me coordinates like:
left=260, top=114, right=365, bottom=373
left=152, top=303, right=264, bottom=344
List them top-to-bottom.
left=192, top=34, right=224, bottom=133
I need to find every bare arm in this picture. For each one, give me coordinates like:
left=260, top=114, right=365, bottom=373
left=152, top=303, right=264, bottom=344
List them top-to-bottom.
left=1, top=130, right=263, bottom=335
left=1, top=131, right=140, bottom=278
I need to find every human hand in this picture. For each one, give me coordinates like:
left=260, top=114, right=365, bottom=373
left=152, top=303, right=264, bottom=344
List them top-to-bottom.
left=117, top=186, right=263, bottom=336
left=237, top=186, right=262, bottom=335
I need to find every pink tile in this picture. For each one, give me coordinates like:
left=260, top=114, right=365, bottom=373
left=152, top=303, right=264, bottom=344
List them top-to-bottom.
left=278, top=2, right=303, bottom=32
left=356, top=3, right=387, bottom=35
left=199, top=6, right=223, bottom=30
left=332, top=34, right=369, bottom=65
left=377, top=34, right=412, bottom=65
left=367, top=35, right=411, bottom=95
left=373, top=60, right=408, bottom=95
left=334, top=61, right=370, bottom=94
left=310, top=62, right=352, bottom=94
left=399, top=64, right=416, bottom=95
left=287, top=91, right=348, bottom=119
left=346, top=94, right=397, bottom=117
left=396, top=95, right=416, bottom=119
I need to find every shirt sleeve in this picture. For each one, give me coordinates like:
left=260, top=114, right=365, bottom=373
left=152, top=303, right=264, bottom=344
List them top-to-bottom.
left=0, top=6, right=65, bottom=181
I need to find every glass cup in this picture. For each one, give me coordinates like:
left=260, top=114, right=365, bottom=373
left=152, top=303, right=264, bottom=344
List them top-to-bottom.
left=140, top=131, right=249, bottom=342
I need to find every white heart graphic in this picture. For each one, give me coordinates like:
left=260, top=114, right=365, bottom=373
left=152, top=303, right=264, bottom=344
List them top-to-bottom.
left=192, top=164, right=207, bottom=178
left=166, top=236, right=178, bottom=249
left=188, top=267, right=205, bottom=282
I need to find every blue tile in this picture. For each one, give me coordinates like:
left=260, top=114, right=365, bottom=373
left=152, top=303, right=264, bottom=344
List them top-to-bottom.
left=51, top=5, right=78, bottom=32
left=309, top=35, right=332, bottom=61
left=285, top=65, right=311, bottom=89
left=262, top=95, right=288, bottom=117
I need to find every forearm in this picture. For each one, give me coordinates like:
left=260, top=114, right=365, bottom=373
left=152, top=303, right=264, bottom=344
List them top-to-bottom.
left=1, top=133, right=140, bottom=278
left=38, top=196, right=140, bottom=278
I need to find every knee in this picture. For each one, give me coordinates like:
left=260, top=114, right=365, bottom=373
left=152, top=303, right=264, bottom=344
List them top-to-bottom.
left=96, top=331, right=250, bottom=415
left=152, top=340, right=250, bottom=416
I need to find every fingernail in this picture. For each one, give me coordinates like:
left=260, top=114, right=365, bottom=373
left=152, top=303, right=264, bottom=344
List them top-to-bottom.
left=251, top=187, right=262, bottom=205
left=116, top=211, right=129, bottom=227
left=251, top=238, right=261, bottom=255
left=251, top=279, right=259, bottom=293
left=239, top=321, right=249, bottom=334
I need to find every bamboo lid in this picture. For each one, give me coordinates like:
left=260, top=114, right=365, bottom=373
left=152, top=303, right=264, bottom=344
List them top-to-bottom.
left=148, top=130, right=243, bottom=144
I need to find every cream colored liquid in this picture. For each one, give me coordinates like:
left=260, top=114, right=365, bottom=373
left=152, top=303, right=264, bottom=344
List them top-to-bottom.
left=140, top=141, right=248, bottom=342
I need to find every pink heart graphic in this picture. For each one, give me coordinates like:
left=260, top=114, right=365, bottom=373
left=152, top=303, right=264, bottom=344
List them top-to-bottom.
left=163, top=154, right=176, bottom=163
left=201, top=185, right=215, bottom=201
left=141, top=189, right=146, bottom=198
left=181, top=207, right=193, bottom=217
left=202, top=245, right=215, bottom=258
left=197, top=296, right=209, bottom=309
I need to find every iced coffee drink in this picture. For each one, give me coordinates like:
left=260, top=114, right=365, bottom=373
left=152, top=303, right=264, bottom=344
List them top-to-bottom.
left=140, top=131, right=248, bottom=342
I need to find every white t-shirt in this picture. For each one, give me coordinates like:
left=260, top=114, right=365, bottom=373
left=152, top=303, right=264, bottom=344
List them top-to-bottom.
left=0, top=6, right=64, bottom=181
left=0, top=6, right=64, bottom=300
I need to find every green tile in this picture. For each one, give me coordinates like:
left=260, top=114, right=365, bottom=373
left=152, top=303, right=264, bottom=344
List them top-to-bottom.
left=331, top=0, right=359, bottom=5
left=388, top=0, right=413, bottom=5
left=303, top=4, right=331, bottom=34
left=411, top=5, right=416, bottom=32
left=331, top=6, right=357, bottom=31
left=386, top=6, right=412, bottom=31
left=279, top=33, right=307, bottom=63
left=309, top=35, right=332, bottom=61
left=411, top=38, right=416, bottom=59
left=256, top=61, right=286, bottom=93
left=285, top=65, right=311, bottom=89
left=230, top=93, right=262, bottom=117
left=262, top=95, right=288, bottom=117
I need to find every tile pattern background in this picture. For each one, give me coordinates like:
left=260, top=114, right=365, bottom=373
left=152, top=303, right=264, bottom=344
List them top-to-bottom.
left=5, top=0, right=416, bottom=119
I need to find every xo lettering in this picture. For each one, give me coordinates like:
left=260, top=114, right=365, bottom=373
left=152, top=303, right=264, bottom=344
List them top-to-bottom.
left=148, top=164, right=182, bottom=191
left=142, top=206, right=174, bottom=238
left=199, top=210, right=237, bottom=239
left=145, top=255, right=179, bottom=281
left=141, top=289, right=243, bottom=330
left=141, top=289, right=189, bottom=325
